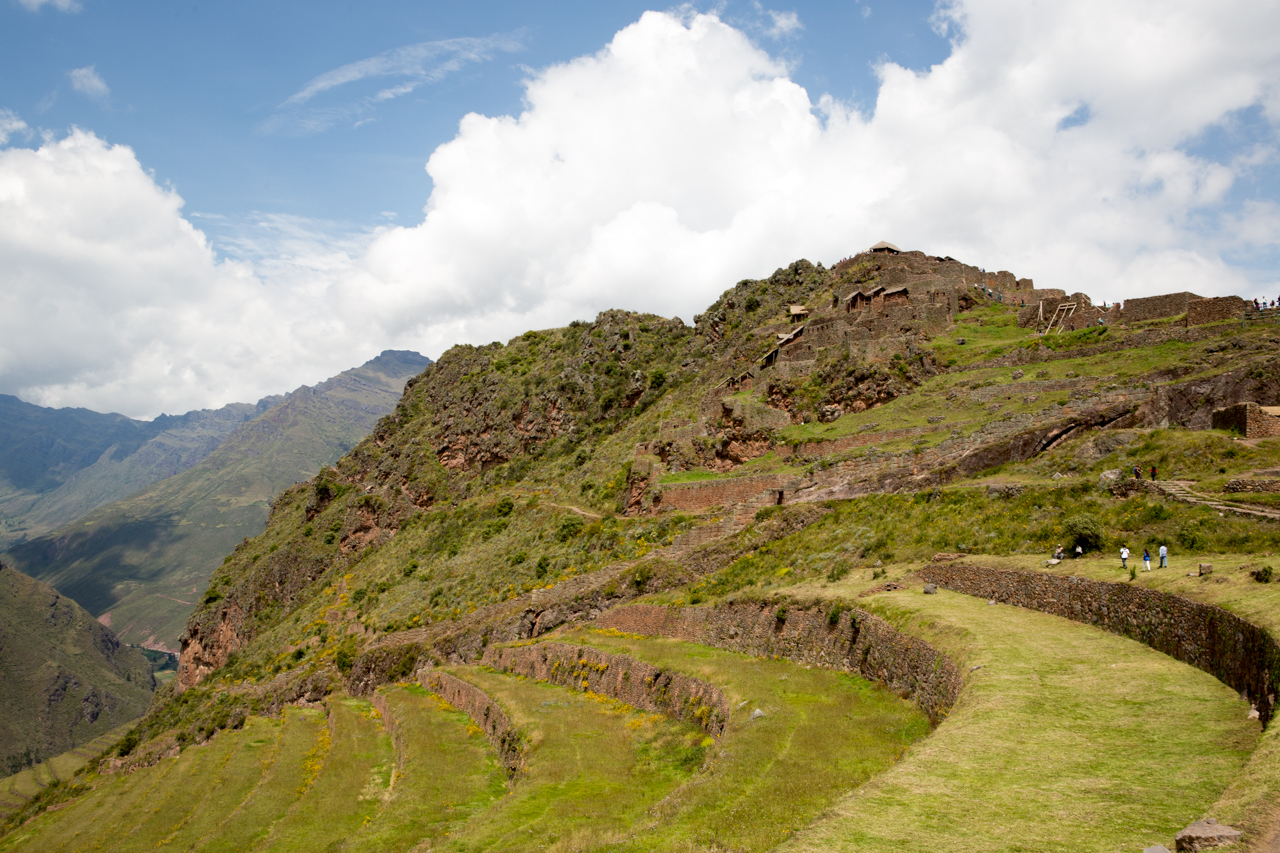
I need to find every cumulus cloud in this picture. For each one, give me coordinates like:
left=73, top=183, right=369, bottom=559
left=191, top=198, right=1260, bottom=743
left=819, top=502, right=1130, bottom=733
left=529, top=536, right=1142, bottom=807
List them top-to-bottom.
left=361, top=3, right=1280, bottom=340
left=3, top=4, right=1280, bottom=418
left=263, top=32, right=525, bottom=135
left=68, top=65, right=109, bottom=100
left=0, top=131, right=381, bottom=416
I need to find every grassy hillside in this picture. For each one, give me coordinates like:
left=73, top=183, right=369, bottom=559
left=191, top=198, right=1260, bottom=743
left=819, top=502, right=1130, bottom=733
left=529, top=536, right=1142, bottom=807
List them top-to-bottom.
left=4, top=249, right=1280, bottom=851
left=5, top=351, right=431, bottom=650
left=0, top=563, right=153, bottom=776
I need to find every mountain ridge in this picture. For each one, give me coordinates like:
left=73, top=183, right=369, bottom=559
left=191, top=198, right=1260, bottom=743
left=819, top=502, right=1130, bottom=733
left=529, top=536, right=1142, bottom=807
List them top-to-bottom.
left=5, top=350, right=432, bottom=650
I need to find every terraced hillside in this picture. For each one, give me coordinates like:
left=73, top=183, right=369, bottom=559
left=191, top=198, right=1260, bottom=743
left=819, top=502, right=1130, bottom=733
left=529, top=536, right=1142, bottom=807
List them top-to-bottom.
left=3, top=247, right=1279, bottom=851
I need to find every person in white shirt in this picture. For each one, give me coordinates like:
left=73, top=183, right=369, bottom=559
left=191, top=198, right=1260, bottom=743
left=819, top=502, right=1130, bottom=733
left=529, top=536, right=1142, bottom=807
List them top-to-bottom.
left=1158, top=544, right=1168, bottom=568
left=1120, top=546, right=1130, bottom=570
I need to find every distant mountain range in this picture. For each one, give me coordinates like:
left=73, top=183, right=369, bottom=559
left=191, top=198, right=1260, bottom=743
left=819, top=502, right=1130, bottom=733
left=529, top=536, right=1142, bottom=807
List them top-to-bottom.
left=4, top=350, right=431, bottom=650
left=0, top=394, right=281, bottom=550
left=0, top=561, right=154, bottom=775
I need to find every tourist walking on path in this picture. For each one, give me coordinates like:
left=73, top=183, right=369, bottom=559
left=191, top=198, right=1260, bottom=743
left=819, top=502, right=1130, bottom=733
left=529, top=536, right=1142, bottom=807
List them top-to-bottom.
left=1150, top=465, right=1157, bottom=481
left=1133, top=466, right=1142, bottom=480
left=1159, top=544, right=1168, bottom=568
left=1121, top=546, right=1130, bottom=569
left=1143, top=549, right=1152, bottom=572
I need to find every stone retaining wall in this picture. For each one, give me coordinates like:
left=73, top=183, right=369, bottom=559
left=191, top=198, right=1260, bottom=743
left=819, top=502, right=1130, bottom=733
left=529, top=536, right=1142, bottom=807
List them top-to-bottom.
left=1187, top=295, right=1247, bottom=326
left=658, top=474, right=794, bottom=512
left=1224, top=479, right=1280, bottom=494
left=917, top=564, right=1280, bottom=726
left=595, top=602, right=962, bottom=725
left=482, top=642, right=728, bottom=736
left=421, top=670, right=526, bottom=776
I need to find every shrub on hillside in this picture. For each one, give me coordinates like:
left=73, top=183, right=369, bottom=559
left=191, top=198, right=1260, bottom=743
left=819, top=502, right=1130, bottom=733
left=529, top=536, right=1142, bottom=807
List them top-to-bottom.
left=1063, top=515, right=1105, bottom=553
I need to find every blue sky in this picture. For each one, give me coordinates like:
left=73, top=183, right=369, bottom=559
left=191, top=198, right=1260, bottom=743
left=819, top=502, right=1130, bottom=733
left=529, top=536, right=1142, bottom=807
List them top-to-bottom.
left=1, top=0, right=1277, bottom=418
left=1, top=1, right=950, bottom=228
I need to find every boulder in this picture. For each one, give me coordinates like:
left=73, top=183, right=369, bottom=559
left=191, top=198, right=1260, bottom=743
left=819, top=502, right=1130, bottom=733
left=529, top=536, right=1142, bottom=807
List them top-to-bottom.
left=1099, top=468, right=1122, bottom=484
left=1198, top=564, right=1213, bottom=576
left=923, top=584, right=938, bottom=595
left=750, top=708, right=765, bottom=720
left=1174, top=819, right=1242, bottom=852
left=1145, top=846, right=1173, bottom=853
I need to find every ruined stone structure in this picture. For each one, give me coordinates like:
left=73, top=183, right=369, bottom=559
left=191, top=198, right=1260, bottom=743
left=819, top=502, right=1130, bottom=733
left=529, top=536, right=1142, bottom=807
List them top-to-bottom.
left=762, top=249, right=1002, bottom=371
left=1119, top=291, right=1202, bottom=324
left=1017, top=292, right=1114, bottom=332
left=1187, top=295, right=1248, bottom=326
left=1212, top=402, right=1280, bottom=438
left=918, top=564, right=1280, bottom=725
left=596, top=601, right=963, bottom=725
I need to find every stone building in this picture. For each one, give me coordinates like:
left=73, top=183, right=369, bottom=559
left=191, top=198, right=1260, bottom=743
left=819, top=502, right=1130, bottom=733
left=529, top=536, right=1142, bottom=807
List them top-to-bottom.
left=1212, top=402, right=1280, bottom=438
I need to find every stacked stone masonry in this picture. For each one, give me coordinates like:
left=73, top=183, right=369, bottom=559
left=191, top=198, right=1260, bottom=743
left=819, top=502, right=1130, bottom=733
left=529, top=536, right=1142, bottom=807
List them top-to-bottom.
left=1120, top=291, right=1201, bottom=324
left=1187, top=295, right=1248, bottom=326
left=1212, top=402, right=1280, bottom=438
left=658, top=474, right=795, bottom=513
left=1224, top=479, right=1280, bottom=494
left=918, top=564, right=1280, bottom=725
left=595, top=601, right=962, bottom=725
left=482, top=642, right=729, bottom=736
left=420, top=670, right=526, bottom=776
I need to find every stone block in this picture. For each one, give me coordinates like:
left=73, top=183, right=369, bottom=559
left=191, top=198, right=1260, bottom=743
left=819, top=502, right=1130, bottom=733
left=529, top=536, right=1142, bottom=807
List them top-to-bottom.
left=1174, top=818, right=1241, bottom=851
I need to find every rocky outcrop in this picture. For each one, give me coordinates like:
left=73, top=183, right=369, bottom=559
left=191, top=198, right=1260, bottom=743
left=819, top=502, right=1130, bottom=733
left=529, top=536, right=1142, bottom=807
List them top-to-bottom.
left=1140, top=356, right=1280, bottom=430
left=918, top=564, right=1280, bottom=725
left=595, top=601, right=962, bottom=726
left=482, top=642, right=728, bottom=736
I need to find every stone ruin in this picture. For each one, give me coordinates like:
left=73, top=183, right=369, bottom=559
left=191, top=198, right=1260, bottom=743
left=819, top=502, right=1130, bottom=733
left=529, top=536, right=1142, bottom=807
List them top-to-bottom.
left=760, top=246, right=1028, bottom=373
left=1212, top=402, right=1280, bottom=438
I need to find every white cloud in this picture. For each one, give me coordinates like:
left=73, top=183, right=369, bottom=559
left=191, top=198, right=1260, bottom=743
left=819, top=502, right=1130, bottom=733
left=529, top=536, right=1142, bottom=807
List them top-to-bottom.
left=15, top=0, right=80, bottom=12
left=359, top=3, right=1280, bottom=345
left=3, top=4, right=1279, bottom=418
left=765, top=10, right=802, bottom=38
left=263, top=33, right=525, bottom=135
left=68, top=65, right=109, bottom=100
left=0, top=109, right=28, bottom=144
left=0, top=131, right=386, bottom=417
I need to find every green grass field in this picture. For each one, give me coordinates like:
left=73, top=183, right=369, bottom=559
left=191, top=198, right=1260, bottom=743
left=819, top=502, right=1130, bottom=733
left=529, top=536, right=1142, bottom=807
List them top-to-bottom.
left=774, top=584, right=1258, bottom=853
left=541, top=627, right=930, bottom=852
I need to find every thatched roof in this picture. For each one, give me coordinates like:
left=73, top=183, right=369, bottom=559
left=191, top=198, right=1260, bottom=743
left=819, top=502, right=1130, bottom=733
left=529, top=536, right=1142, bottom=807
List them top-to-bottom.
left=869, top=241, right=901, bottom=253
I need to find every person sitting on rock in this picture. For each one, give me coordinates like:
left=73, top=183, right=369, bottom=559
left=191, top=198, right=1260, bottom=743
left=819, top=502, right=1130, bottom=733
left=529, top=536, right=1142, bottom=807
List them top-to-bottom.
left=1053, top=544, right=1065, bottom=560
left=1074, top=544, right=1083, bottom=558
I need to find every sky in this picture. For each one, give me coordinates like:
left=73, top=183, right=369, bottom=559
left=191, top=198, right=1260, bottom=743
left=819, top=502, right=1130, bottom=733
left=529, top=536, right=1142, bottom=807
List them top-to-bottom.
left=1, top=0, right=1278, bottom=419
